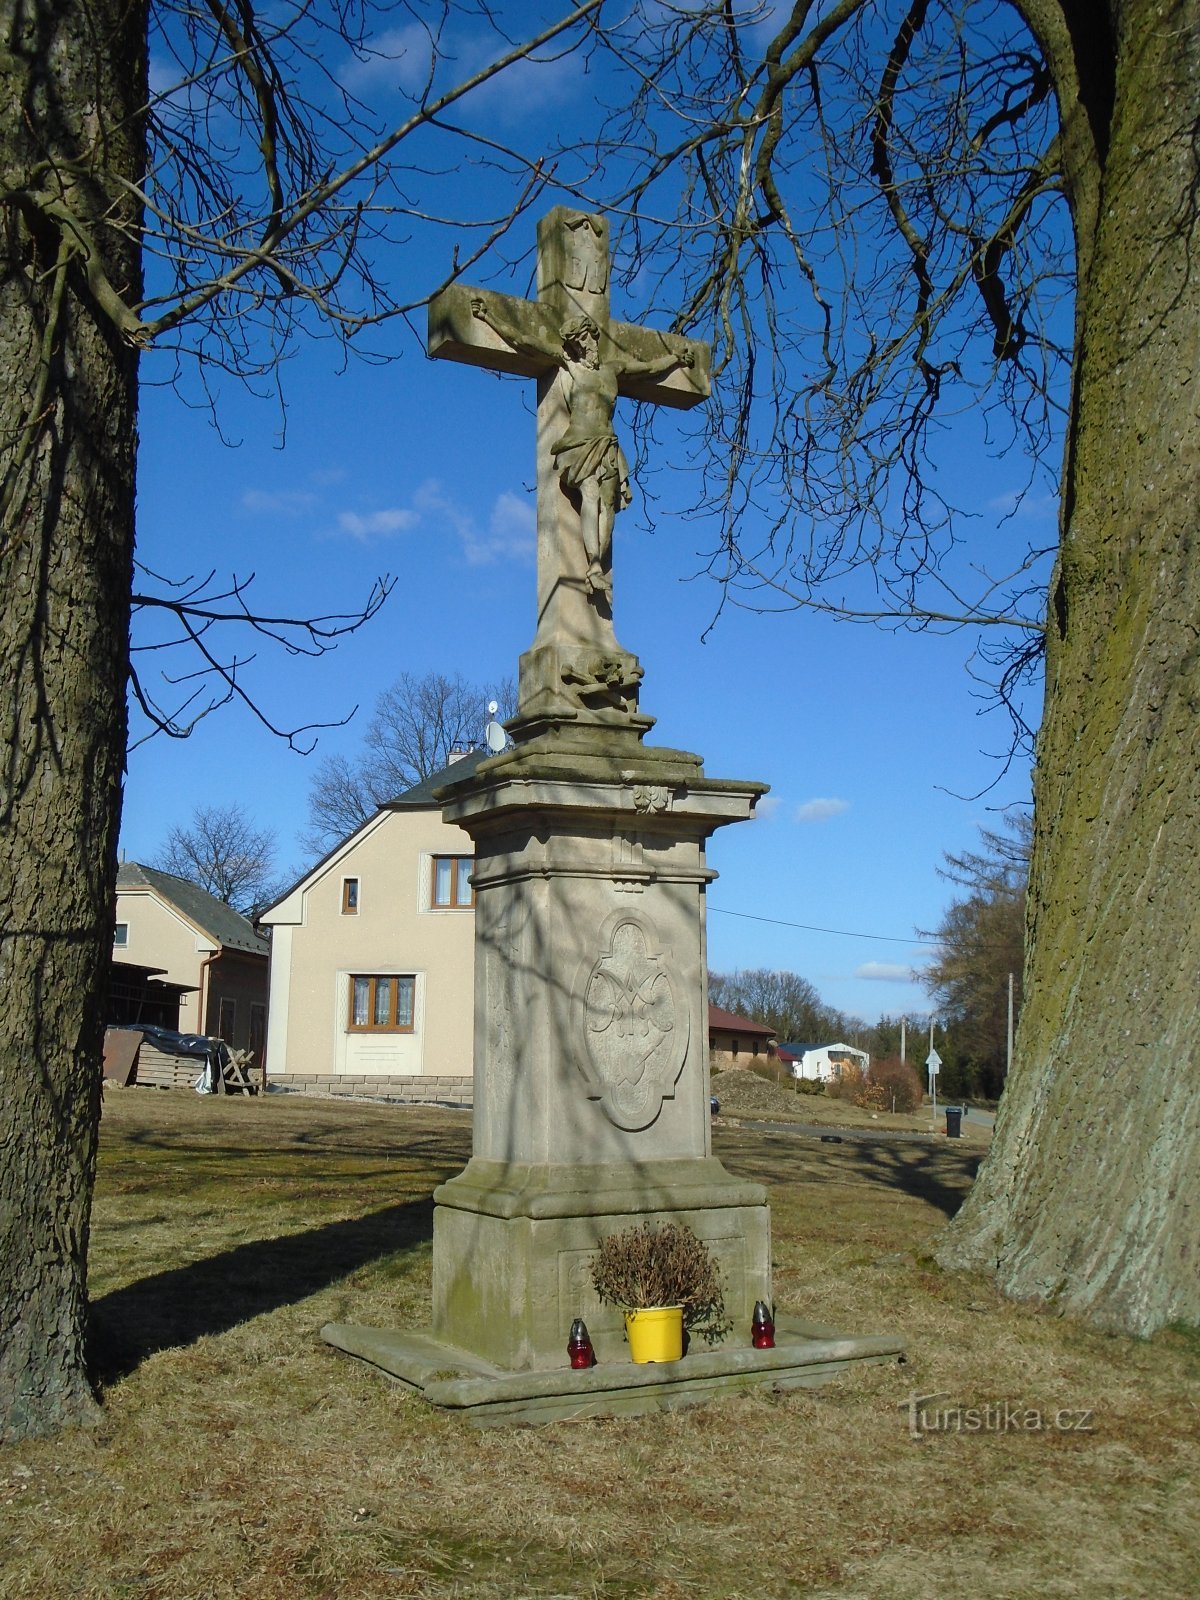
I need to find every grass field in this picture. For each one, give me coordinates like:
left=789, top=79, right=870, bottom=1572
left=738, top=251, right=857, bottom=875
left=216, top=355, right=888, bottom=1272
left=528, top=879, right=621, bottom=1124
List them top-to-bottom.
left=710, top=1068, right=995, bottom=1145
left=1, top=1088, right=1196, bottom=1599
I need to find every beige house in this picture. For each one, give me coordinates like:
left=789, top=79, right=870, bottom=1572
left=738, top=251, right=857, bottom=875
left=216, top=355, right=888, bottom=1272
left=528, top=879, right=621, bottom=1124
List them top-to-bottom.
left=262, top=751, right=761, bottom=1106
left=260, top=753, right=482, bottom=1101
left=113, top=863, right=269, bottom=1059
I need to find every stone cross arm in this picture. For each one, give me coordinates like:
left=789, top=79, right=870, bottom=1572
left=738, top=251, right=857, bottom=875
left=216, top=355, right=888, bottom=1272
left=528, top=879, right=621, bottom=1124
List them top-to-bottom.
left=428, top=283, right=710, bottom=411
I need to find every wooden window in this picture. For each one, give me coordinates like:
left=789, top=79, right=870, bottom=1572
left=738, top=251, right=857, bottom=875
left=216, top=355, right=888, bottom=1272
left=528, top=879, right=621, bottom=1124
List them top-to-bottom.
left=430, top=855, right=474, bottom=909
left=341, top=877, right=359, bottom=914
left=113, top=922, right=129, bottom=947
left=348, top=975, right=415, bottom=1033
left=218, top=997, right=237, bottom=1044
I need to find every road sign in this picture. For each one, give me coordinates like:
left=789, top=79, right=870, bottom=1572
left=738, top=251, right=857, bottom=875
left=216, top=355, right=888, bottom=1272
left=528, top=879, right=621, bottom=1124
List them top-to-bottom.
left=926, top=1048, right=942, bottom=1076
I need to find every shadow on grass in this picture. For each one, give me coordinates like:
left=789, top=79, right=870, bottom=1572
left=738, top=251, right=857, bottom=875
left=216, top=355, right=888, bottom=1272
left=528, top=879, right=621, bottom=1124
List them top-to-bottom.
left=718, top=1128, right=982, bottom=1219
left=89, top=1196, right=433, bottom=1386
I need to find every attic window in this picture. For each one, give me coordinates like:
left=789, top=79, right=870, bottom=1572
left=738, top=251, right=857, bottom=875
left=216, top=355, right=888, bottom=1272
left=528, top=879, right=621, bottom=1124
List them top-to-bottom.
left=431, top=856, right=473, bottom=909
left=342, top=878, right=359, bottom=914
left=114, top=922, right=129, bottom=947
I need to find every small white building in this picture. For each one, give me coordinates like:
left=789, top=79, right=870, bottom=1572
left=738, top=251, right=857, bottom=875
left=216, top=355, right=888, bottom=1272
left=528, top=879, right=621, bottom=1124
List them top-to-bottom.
left=778, top=1041, right=870, bottom=1083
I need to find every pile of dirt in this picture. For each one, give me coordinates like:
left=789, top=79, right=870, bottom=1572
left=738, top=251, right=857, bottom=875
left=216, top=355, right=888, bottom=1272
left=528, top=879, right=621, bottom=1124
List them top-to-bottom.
left=711, top=1068, right=816, bottom=1122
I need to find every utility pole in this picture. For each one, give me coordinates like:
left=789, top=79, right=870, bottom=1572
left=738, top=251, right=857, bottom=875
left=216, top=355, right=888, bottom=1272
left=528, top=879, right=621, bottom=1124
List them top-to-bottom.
left=900, top=1016, right=906, bottom=1064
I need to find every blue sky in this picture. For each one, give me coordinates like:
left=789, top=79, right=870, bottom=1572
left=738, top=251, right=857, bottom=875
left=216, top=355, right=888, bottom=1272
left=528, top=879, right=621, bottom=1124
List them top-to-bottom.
left=122, top=3, right=1055, bottom=1027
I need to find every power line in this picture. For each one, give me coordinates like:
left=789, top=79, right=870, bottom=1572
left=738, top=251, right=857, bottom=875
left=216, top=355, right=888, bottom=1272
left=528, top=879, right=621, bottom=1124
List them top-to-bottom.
left=708, top=905, right=942, bottom=946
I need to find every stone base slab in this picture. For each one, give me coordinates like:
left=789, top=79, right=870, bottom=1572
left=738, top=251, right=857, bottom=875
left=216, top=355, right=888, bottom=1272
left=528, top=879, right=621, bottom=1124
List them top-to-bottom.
left=321, top=1315, right=906, bottom=1427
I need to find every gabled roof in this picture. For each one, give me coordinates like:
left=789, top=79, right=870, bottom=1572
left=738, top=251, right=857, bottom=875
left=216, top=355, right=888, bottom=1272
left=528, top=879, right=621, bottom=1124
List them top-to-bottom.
left=388, top=748, right=490, bottom=808
left=260, top=750, right=491, bottom=921
left=116, top=862, right=268, bottom=957
left=708, top=1005, right=776, bottom=1038
left=779, top=1040, right=866, bottom=1058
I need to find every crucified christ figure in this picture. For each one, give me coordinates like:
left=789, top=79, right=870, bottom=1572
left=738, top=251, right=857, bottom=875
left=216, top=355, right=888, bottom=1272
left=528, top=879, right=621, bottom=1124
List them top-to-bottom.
left=470, top=300, right=694, bottom=603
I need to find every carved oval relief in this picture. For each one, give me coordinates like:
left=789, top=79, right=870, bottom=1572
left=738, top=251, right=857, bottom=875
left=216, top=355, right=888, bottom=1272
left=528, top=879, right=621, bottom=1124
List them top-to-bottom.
left=578, top=914, right=689, bottom=1130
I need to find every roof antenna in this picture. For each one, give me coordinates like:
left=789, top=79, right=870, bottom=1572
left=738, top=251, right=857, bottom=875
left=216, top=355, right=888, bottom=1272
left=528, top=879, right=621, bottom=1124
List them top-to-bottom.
left=484, top=700, right=508, bottom=755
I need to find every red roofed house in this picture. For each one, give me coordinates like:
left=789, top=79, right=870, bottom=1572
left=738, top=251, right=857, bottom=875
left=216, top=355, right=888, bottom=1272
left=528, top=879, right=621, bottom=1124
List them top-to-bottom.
left=707, top=1006, right=777, bottom=1071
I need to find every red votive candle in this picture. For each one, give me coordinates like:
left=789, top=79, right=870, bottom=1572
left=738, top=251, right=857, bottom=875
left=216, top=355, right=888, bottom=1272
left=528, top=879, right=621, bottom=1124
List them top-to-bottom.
left=751, top=1300, right=776, bottom=1349
left=567, top=1318, right=595, bottom=1369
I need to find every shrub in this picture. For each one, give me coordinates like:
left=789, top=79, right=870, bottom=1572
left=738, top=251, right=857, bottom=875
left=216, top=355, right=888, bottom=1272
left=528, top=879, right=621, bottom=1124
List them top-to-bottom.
left=869, top=1056, right=924, bottom=1113
left=748, top=1057, right=793, bottom=1089
left=825, top=1062, right=869, bottom=1102
left=793, top=1076, right=825, bottom=1095
left=853, top=1077, right=890, bottom=1112
left=591, top=1220, right=728, bottom=1341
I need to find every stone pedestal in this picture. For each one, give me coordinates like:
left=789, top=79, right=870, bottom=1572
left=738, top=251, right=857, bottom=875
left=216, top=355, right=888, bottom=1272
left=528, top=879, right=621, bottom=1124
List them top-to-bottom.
left=321, top=725, right=907, bottom=1419
left=429, top=726, right=771, bottom=1369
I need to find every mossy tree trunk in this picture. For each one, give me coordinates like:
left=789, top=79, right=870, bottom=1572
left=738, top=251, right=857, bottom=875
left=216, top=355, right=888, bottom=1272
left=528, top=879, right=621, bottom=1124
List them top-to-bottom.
left=0, top=0, right=146, bottom=1440
left=939, top=0, right=1200, bottom=1334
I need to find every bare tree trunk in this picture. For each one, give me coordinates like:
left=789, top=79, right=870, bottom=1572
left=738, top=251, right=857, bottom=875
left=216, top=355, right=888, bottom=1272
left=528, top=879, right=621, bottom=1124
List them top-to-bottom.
left=0, top=0, right=145, bottom=1441
left=939, top=0, right=1200, bottom=1334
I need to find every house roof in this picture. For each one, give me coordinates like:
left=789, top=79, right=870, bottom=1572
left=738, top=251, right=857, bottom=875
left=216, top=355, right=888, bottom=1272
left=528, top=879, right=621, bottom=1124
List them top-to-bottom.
left=387, top=748, right=490, bottom=808
left=260, top=749, right=492, bottom=921
left=116, top=862, right=268, bottom=957
left=708, top=1005, right=776, bottom=1038
left=779, top=1040, right=866, bottom=1058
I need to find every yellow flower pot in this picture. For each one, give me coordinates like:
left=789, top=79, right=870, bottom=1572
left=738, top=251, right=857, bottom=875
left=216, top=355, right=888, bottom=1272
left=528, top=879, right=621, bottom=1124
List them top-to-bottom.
left=624, top=1305, right=684, bottom=1363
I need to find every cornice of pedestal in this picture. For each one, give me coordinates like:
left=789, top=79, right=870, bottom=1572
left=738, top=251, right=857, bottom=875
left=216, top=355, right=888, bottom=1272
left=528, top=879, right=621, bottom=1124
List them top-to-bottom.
left=435, top=725, right=768, bottom=834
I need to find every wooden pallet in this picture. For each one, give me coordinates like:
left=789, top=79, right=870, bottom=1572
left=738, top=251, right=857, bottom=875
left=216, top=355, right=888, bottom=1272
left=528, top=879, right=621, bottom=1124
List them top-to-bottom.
left=135, top=1042, right=204, bottom=1090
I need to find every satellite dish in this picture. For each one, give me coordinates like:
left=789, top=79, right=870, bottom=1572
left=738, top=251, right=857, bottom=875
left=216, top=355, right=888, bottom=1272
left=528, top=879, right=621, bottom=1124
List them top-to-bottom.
left=487, top=700, right=499, bottom=716
left=485, top=718, right=507, bottom=754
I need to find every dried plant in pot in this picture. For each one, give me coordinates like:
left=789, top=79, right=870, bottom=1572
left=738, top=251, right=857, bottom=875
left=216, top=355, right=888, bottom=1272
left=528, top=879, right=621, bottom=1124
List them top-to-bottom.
left=590, top=1220, right=729, bottom=1362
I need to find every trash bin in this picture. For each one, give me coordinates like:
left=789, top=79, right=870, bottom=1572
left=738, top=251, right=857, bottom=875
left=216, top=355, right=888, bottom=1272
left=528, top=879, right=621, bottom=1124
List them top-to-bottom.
left=945, top=1106, right=963, bottom=1138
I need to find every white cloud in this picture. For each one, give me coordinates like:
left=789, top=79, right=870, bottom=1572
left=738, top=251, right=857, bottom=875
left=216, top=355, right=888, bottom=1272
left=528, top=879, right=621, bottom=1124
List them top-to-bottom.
left=339, top=22, right=582, bottom=119
left=339, top=23, right=437, bottom=94
left=462, top=48, right=584, bottom=120
left=327, top=480, right=534, bottom=562
left=412, top=480, right=535, bottom=566
left=240, top=488, right=317, bottom=517
left=987, top=488, right=1057, bottom=520
left=480, top=491, right=536, bottom=564
left=336, top=507, right=419, bottom=540
left=754, top=795, right=783, bottom=821
left=795, top=797, right=849, bottom=824
left=854, top=962, right=915, bottom=983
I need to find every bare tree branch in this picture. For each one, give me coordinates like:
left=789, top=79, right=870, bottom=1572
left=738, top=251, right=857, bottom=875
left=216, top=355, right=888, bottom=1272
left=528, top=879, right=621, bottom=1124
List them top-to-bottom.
left=573, top=0, right=1071, bottom=753
left=128, top=567, right=393, bottom=751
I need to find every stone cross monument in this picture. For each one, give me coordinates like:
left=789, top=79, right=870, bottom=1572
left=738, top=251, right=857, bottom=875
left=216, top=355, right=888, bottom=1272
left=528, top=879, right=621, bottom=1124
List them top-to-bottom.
left=427, top=207, right=706, bottom=739
left=323, top=209, right=903, bottom=1422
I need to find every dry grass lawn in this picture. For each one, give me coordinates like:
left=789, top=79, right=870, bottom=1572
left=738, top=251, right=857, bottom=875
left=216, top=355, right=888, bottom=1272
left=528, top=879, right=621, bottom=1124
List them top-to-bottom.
left=1, top=1088, right=1196, bottom=1600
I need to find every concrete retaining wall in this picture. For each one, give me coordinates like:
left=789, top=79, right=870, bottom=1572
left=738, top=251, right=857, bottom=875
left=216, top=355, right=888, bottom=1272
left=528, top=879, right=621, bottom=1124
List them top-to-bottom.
left=269, top=1073, right=473, bottom=1107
